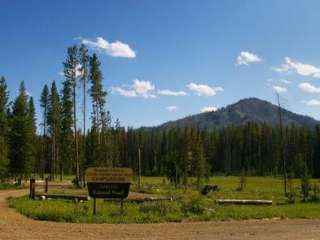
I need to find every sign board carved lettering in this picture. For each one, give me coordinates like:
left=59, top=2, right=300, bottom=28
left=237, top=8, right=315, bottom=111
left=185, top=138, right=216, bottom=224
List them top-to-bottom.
left=85, top=168, right=133, bottom=199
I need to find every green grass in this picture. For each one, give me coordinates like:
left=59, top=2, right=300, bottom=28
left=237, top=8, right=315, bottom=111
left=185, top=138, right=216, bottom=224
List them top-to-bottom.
left=7, top=176, right=320, bottom=223
left=0, top=183, right=23, bottom=190
left=9, top=197, right=186, bottom=223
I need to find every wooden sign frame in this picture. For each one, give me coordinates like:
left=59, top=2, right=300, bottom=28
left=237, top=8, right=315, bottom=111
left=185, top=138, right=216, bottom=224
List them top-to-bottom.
left=85, top=168, right=133, bottom=215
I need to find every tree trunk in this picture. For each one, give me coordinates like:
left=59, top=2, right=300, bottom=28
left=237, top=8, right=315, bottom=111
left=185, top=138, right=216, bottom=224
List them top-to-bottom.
left=73, top=84, right=80, bottom=185
left=42, top=108, right=47, bottom=179
left=52, top=132, right=55, bottom=180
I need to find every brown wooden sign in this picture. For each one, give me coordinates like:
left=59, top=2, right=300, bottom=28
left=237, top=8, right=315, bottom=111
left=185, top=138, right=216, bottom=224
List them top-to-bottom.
left=85, top=168, right=133, bottom=199
left=86, top=168, right=132, bottom=183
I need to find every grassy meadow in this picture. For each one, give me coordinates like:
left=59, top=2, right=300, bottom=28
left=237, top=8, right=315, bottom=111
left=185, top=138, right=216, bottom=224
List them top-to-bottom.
left=8, top=176, right=320, bottom=223
left=0, top=182, right=24, bottom=190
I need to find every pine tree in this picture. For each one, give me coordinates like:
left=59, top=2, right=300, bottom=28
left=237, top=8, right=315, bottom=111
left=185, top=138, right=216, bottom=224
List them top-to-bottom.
left=79, top=43, right=90, bottom=136
left=79, top=44, right=90, bottom=182
left=63, top=45, right=80, bottom=184
left=89, top=53, right=108, bottom=166
left=89, top=54, right=106, bottom=131
left=0, top=77, right=9, bottom=179
left=60, top=79, right=74, bottom=176
left=47, top=81, right=61, bottom=180
left=8, top=82, right=34, bottom=179
left=40, top=84, right=49, bottom=177
left=28, top=97, right=37, bottom=174
left=314, top=125, right=320, bottom=177
left=181, top=128, right=192, bottom=188
left=192, top=134, right=207, bottom=189
left=298, top=155, right=310, bottom=202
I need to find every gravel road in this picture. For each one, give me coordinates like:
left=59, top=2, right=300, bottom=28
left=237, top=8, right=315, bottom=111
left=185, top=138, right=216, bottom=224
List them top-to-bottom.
left=1, top=189, right=320, bottom=240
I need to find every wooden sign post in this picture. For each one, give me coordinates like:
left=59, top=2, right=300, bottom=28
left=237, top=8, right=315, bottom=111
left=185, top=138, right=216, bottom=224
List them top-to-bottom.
left=85, top=168, right=133, bottom=215
left=29, top=179, right=36, bottom=199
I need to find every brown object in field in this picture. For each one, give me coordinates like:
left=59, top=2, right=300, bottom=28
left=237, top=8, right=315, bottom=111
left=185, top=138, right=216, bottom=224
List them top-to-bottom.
left=45, top=178, right=48, bottom=193
left=29, top=179, right=36, bottom=199
left=201, top=185, right=219, bottom=195
left=36, top=193, right=90, bottom=202
left=104, top=196, right=173, bottom=204
left=215, top=199, right=272, bottom=205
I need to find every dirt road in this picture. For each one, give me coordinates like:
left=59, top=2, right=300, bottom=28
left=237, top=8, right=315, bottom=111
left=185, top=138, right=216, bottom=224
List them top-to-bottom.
left=1, top=189, right=320, bottom=240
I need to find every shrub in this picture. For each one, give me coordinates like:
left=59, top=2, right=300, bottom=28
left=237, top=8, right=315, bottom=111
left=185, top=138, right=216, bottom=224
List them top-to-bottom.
left=299, top=161, right=310, bottom=202
left=237, top=169, right=247, bottom=191
left=286, top=172, right=295, bottom=204
left=179, top=192, right=206, bottom=216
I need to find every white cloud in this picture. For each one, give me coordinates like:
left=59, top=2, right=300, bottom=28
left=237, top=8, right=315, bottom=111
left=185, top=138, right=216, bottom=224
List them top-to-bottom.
left=81, top=37, right=136, bottom=58
left=237, top=51, right=261, bottom=65
left=273, top=57, right=320, bottom=78
left=267, top=78, right=292, bottom=85
left=112, top=79, right=156, bottom=98
left=132, top=79, right=155, bottom=96
left=279, top=79, right=292, bottom=84
left=299, top=82, right=320, bottom=93
left=187, top=83, right=223, bottom=96
left=272, top=85, right=287, bottom=93
left=111, top=87, right=137, bottom=97
left=158, top=89, right=187, bottom=96
left=305, top=99, right=320, bottom=106
left=166, top=106, right=177, bottom=112
left=200, top=106, right=217, bottom=113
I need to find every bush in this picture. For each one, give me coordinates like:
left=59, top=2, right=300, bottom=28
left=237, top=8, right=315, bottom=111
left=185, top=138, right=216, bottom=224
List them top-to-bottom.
left=299, top=161, right=310, bottom=202
left=237, top=169, right=247, bottom=191
left=286, top=173, right=295, bottom=204
left=179, top=192, right=206, bottom=216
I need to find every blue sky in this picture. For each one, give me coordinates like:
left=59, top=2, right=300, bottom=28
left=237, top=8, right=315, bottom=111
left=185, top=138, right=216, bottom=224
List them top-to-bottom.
left=2, top=0, right=320, bottom=128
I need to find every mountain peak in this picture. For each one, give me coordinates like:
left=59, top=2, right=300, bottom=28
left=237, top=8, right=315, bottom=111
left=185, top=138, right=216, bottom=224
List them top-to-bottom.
left=158, top=97, right=319, bottom=129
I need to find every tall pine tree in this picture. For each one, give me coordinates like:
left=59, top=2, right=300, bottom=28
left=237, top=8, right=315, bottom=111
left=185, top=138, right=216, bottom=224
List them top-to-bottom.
left=64, top=45, right=80, bottom=183
left=89, top=53, right=108, bottom=166
left=0, top=77, right=9, bottom=179
left=60, top=79, right=74, bottom=176
left=47, top=81, right=61, bottom=180
left=8, top=82, right=34, bottom=179
left=40, top=84, right=49, bottom=177
left=28, top=97, right=37, bottom=174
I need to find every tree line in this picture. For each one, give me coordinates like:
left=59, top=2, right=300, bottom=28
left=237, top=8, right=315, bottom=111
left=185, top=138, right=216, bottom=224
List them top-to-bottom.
left=0, top=44, right=115, bottom=185
left=0, top=45, right=319, bottom=187
left=115, top=123, right=320, bottom=185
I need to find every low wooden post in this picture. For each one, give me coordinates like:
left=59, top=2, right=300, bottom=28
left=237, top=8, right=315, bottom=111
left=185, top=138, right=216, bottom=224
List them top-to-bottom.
left=45, top=177, right=48, bottom=193
left=29, top=179, right=36, bottom=199
left=93, top=197, right=97, bottom=215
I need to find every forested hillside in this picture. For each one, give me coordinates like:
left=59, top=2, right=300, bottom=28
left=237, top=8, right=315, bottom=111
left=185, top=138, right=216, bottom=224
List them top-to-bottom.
left=0, top=45, right=320, bottom=186
left=158, top=98, right=319, bottom=129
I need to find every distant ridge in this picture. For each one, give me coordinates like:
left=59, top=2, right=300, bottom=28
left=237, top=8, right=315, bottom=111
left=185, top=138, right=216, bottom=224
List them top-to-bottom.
left=158, top=97, right=319, bottom=129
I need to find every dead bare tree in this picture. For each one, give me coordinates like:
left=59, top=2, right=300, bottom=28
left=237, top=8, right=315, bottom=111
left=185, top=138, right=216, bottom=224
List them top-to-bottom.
left=276, top=92, right=287, bottom=196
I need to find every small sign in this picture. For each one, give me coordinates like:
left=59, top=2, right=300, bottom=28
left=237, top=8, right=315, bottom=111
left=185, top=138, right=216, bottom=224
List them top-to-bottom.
left=85, top=168, right=133, bottom=199
left=86, top=168, right=132, bottom=183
